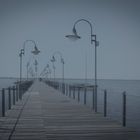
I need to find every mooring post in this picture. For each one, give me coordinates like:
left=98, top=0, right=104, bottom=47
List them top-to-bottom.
left=16, top=85, right=19, bottom=102
left=94, top=85, right=97, bottom=112
left=13, top=86, right=16, bottom=105
left=69, top=86, right=71, bottom=97
left=73, top=86, right=75, bottom=99
left=8, top=87, right=11, bottom=110
left=78, top=87, right=80, bottom=102
left=84, top=87, right=87, bottom=105
left=92, top=87, right=95, bottom=110
left=2, top=88, right=5, bottom=117
left=104, top=90, right=107, bottom=117
left=122, top=91, right=126, bottom=127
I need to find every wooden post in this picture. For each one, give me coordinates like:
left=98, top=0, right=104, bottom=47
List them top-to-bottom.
left=19, top=83, right=22, bottom=100
left=63, top=83, right=66, bottom=95
left=66, top=84, right=68, bottom=96
left=16, top=85, right=19, bottom=102
left=13, top=86, right=16, bottom=105
left=69, top=86, right=71, bottom=97
left=73, top=86, right=75, bottom=99
left=94, top=86, right=97, bottom=112
left=8, top=87, right=11, bottom=110
left=78, top=87, right=80, bottom=102
left=84, top=87, right=87, bottom=105
left=92, top=87, right=94, bottom=110
left=2, top=88, right=5, bottom=117
left=104, top=90, right=107, bottom=117
left=122, top=91, right=126, bottom=127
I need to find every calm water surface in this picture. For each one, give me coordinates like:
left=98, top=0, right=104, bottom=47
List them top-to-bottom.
left=0, top=78, right=140, bottom=129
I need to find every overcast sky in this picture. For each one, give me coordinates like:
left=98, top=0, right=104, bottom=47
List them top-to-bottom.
left=0, top=0, right=140, bottom=80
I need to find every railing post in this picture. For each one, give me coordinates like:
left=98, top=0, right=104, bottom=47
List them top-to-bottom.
left=19, top=83, right=22, bottom=100
left=63, top=83, right=65, bottom=94
left=66, top=84, right=68, bottom=96
left=67, top=84, right=69, bottom=96
left=16, top=85, right=19, bottom=102
left=13, top=86, right=16, bottom=105
left=69, top=86, right=71, bottom=97
left=73, top=86, right=75, bottom=99
left=94, top=86, right=97, bottom=112
left=8, top=87, right=11, bottom=110
left=78, top=87, right=80, bottom=102
left=84, top=87, right=87, bottom=105
left=92, top=87, right=95, bottom=110
left=2, top=88, right=5, bottom=117
left=104, top=90, right=107, bottom=117
left=122, top=91, right=126, bottom=127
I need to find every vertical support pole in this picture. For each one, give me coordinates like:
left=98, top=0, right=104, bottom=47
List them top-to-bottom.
left=94, top=35, right=98, bottom=113
left=19, top=83, right=21, bottom=100
left=63, top=83, right=65, bottom=94
left=66, top=84, right=68, bottom=96
left=16, top=85, right=19, bottom=102
left=94, top=85, right=97, bottom=112
left=13, top=86, right=16, bottom=105
left=69, top=86, right=71, bottom=97
left=73, top=86, right=75, bottom=99
left=8, top=87, right=11, bottom=110
left=78, top=87, right=80, bottom=102
left=84, top=87, right=87, bottom=105
left=92, top=87, right=94, bottom=110
left=2, top=88, right=5, bottom=117
left=104, top=90, right=107, bottom=117
left=122, top=91, right=126, bottom=127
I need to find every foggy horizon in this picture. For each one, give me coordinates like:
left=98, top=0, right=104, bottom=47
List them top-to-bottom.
left=0, top=0, right=140, bottom=80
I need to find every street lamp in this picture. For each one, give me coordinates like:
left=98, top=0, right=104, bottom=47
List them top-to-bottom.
left=65, top=19, right=99, bottom=112
left=19, top=40, right=40, bottom=83
left=51, top=51, right=65, bottom=84
left=50, top=57, right=56, bottom=81
left=34, top=59, right=38, bottom=78
left=26, top=61, right=30, bottom=80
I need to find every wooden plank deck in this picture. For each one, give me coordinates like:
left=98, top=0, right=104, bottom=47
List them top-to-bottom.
left=0, top=81, right=140, bottom=140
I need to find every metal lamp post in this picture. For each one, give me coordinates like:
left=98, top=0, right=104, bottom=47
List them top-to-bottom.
left=65, top=19, right=99, bottom=112
left=19, top=40, right=40, bottom=83
left=19, top=49, right=24, bottom=83
left=51, top=52, right=65, bottom=84
left=51, top=57, right=56, bottom=81
left=34, top=59, right=38, bottom=79
left=26, top=61, right=30, bottom=80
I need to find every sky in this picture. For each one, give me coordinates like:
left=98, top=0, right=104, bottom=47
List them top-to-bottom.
left=0, top=0, right=140, bottom=80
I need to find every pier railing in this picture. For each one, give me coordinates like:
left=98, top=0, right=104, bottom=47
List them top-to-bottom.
left=0, top=80, right=33, bottom=117
left=45, top=80, right=140, bottom=128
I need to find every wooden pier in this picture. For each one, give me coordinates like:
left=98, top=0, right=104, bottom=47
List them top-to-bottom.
left=0, top=81, right=140, bottom=140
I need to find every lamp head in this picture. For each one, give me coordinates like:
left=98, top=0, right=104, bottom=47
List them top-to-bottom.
left=65, top=27, right=81, bottom=41
left=31, top=45, right=40, bottom=55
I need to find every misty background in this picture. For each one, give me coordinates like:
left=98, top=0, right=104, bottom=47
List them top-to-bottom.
left=0, top=0, right=140, bottom=80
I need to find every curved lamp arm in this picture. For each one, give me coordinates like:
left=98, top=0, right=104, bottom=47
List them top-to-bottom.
left=66, top=19, right=99, bottom=46
left=73, top=19, right=93, bottom=42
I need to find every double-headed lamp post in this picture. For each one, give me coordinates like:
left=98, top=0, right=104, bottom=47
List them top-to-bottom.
left=65, top=19, right=99, bottom=112
left=19, top=40, right=40, bottom=83
left=51, top=52, right=65, bottom=84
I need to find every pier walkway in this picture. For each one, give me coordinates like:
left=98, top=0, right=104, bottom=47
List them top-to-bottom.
left=0, top=81, right=140, bottom=140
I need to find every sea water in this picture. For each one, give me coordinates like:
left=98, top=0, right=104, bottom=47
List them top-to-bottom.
left=0, top=78, right=140, bottom=129
left=57, top=78, right=140, bottom=129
